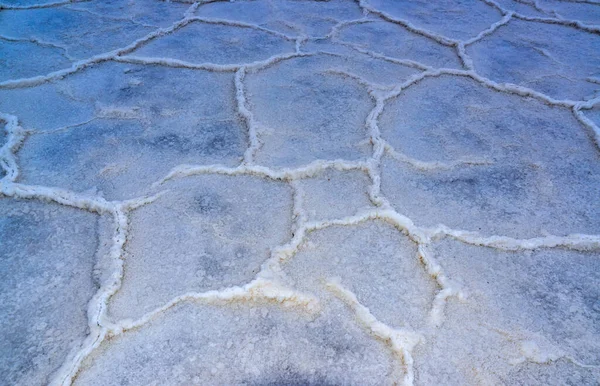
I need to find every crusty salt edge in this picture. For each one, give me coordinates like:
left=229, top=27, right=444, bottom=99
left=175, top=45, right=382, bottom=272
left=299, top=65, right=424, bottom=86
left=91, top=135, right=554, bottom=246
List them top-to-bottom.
left=0, top=0, right=88, bottom=10
left=355, top=0, right=458, bottom=47
left=480, top=0, right=600, bottom=33
left=458, top=12, right=514, bottom=70
left=0, top=34, right=75, bottom=60
left=235, top=68, right=261, bottom=164
left=573, top=107, right=600, bottom=150
left=0, top=113, right=26, bottom=182
left=384, top=141, right=492, bottom=171
left=155, top=159, right=370, bottom=186
left=432, top=225, right=600, bottom=251
left=110, top=278, right=320, bottom=335
left=327, top=278, right=423, bottom=386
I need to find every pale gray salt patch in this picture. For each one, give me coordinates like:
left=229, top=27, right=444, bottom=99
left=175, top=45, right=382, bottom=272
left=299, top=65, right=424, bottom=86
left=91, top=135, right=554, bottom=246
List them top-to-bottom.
left=1, top=0, right=61, bottom=5
left=66, top=0, right=190, bottom=28
left=195, top=0, right=272, bottom=26
left=196, top=0, right=363, bottom=38
left=266, top=0, right=364, bottom=37
left=366, top=0, right=503, bottom=41
left=492, top=0, right=549, bottom=17
left=540, top=0, right=600, bottom=25
left=0, top=8, right=154, bottom=60
left=468, top=18, right=600, bottom=101
left=337, top=20, right=462, bottom=69
left=131, top=22, right=296, bottom=65
left=0, top=39, right=72, bottom=82
left=300, top=40, right=423, bottom=86
left=246, top=55, right=373, bottom=168
left=15, top=63, right=246, bottom=199
left=380, top=75, right=593, bottom=163
left=0, top=83, right=94, bottom=132
left=18, top=117, right=245, bottom=200
left=382, top=155, right=600, bottom=239
left=297, top=169, right=373, bottom=221
left=108, top=174, right=293, bottom=321
left=0, top=198, right=99, bottom=386
left=284, top=221, right=437, bottom=330
left=411, top=239, right=600, bottom=384
left=412, top=301, right=519, bottom=385
left=77, top=302, right=399, bottom=385
left=502, top=359, right=600, bottom=385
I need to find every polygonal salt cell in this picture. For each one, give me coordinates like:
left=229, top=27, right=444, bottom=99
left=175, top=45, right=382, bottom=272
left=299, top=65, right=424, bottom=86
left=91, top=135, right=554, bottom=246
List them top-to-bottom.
left=1, top=0, right=61, bottom=5
left=66, top=0, right=190, bottom=28
left=195, top=0, right=272, bottom=26
left=196, top=0, right=364, bottom=38
left=261, top=0, right=365, bottom=37
left=365, top=0, right=504, bottom=41
left=492, top=0, right=548, bottom=17
left=539, top=0, right=600, bottom=25
left=0, top=7, right=154, bottom=60
left=468, top=18, right=600, bottom=101
left=336, top=20, right=462, bottom=69
left=130, top=21, right=296, bottom=66
left=0, top=39, right=72, bottom=82
left=294, top=40, right=423, bottom=87
left=246, top=55, right=374, bottom=167
left=6, top=60, right=248, bottom=135
left=12, top=62, right=248, bottom=198
left=379, top=75, right=594, bottom=164
left=379, top=76, right=600, bottom=238
left=0, top=83, right=95, bottom=133
left=18, top=115, right=245, bottom=200
left=381, top=155, right=600, bottom=239
left=297, top=169, right=374, bottom=221
left=108, top=174, right=294, bottom=321
left=0, top=198, right=99, bottom=385
left=283, top=221, right=437, bottom=331
left=411, top=239, right=600, bottom=384
left=76, top=302, right=401, bottom=385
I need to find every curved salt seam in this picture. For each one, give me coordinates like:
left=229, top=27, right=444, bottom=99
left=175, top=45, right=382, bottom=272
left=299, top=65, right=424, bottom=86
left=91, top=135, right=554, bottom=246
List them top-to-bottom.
left=235, top=68, right=261, bottom=164
left=0, top=113, right=25, bottom=183
left=326, top=278, right=423, bottom=386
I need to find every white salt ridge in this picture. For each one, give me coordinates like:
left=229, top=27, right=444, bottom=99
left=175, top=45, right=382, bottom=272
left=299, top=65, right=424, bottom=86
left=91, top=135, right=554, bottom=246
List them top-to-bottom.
left=1, top=0, right=599, bottom=384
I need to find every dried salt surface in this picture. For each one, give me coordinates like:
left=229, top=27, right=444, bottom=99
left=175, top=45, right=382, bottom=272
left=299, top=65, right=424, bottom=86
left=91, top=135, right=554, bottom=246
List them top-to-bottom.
left=0, top=0, right=599, bottom=385
left=196, top=0, right=364, bottom=37
left=366, top=0, right=504, bottom=40
left=540, top=0, right=600, bottom=24
left=0, top=6, right=154, bottom=60
left=468, top=18, right=600, bottom=100
left=336, top=20, right=462, bottom=69
left=0, top=38, right=72, bottom=82
left=245, top=54, right=375, bottom=167
left=379, top=75, right=600, bottom=238
left=297, top=169, right=373, bottom=221
left=108, top=174, right=294, bottom=321
left=0, top=198, right=99, bottom=386
left=283, top=221, right=437, bottom=331
left=413, top=239, right=600, bottom=385
left=76, top=303, right=399, bottom=386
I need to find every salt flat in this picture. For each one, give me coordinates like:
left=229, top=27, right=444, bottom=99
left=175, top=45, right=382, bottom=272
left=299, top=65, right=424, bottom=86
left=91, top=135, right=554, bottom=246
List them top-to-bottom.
left=1, top=0, right=599, bottom=384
